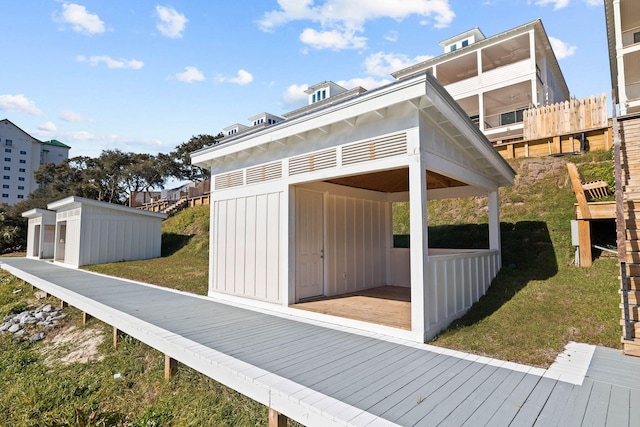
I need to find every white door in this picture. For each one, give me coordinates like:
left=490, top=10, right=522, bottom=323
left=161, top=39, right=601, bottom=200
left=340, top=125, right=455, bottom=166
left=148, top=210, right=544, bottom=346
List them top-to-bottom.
left=296, top=189, right=324, bottom=300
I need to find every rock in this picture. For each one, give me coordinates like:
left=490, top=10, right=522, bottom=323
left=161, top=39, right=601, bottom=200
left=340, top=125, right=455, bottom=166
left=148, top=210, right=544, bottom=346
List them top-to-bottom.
left=12, top=288, right=23, bottom=294
left=34, top=291, right=48, bottom=299
left=42, top=305, right=54, bottom=313
left=22, top=316, right=38, bottom=324
left=0, top=322, right=10, bottom=332
left=8, top=323, right=22, bottom=333
left=13, top=329, right=27, bottom=338
left=29, top=332, right=45, bottom=342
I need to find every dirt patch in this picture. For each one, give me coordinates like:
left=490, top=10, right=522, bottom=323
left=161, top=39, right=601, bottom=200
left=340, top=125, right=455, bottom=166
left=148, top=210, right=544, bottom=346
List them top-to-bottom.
left=41, top=324, right=105, bottom=366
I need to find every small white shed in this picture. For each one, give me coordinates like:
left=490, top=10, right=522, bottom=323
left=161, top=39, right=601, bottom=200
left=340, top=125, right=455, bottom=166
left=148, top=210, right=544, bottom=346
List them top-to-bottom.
left=191, top=73, right=516, bottom=342
left=46, top=196, right=167, bottom=268
left=22, top=209, right=57, bottom=260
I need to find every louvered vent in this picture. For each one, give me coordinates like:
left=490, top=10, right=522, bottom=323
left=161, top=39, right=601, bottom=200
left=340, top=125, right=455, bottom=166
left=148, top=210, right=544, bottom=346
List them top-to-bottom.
left=342, top=133, right=407, bottom=165
left=289, top=148, right=337, bottom=176
left=246, top=161, right=282, bottom=184
left=214, top=170, right=244, bottom=190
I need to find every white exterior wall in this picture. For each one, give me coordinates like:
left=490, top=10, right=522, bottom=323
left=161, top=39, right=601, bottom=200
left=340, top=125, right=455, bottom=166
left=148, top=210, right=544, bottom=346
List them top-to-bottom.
left=323, top=187, right=389, bottom=296
left=211, top=188, right=283, bottom=303
left=78, top=204, right=162, bottom=266
left=55, top=208, right=82, bottom=266
left=24, top=210, right=56, bottom=259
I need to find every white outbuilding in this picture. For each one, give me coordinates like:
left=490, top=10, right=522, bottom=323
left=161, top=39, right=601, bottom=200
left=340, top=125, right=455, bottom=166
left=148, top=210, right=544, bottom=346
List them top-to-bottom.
left=191, top=73, right=516, bottom=342
left=46, top=196, right=167, bottom=268
left=22, top=209, right=57, bottom=260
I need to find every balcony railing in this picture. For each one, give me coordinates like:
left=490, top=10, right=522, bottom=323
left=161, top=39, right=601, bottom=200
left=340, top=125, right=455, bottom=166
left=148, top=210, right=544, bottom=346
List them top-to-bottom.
left=622, top=25, right=640, bottom=48
left=625, top=80, right=640, bottom=101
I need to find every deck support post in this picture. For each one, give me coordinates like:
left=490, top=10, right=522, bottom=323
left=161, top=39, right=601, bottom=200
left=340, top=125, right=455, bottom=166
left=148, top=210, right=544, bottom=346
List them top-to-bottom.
left=553, top=135, right=562, bottom=154
left=506, top=143, right=515, bottom=159
left=488, top=190, right=501, bottom=268
left=578, top=219, right=592, bottom=267
left=60, top=300, right=68, bottom=309
left=82, top=312, right=92, bottom=325
left=113, top=327, right=122, bottom=349
left=164, top=355, right=178, bottom=379
left=268, top=408, right=287, bottom=427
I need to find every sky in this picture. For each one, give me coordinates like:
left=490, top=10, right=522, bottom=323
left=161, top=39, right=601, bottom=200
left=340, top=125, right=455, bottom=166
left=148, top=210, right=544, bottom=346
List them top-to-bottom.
left=1, top=0, right=610, bottom=160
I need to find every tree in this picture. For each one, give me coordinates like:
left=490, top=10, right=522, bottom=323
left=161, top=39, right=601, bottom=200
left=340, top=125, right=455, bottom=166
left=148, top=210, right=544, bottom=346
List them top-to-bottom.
left=171, top=134, right=222, bottom=182
left=0, top=204, right=26, bottom=253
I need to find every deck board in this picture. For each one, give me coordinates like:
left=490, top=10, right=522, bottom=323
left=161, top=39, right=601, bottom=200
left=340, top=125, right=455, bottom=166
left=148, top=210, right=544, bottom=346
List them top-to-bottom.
left=2, top=258, right=640, bottom=427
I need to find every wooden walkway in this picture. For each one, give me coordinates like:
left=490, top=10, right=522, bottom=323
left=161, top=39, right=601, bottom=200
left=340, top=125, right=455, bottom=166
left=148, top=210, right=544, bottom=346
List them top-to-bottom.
left=2, top=258, right=640, bottom=426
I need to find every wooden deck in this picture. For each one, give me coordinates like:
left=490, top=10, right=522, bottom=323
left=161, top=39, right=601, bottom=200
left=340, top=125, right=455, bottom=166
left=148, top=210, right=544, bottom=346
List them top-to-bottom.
left=2, top=257, right=640, bottom=426
left=292, top=286, right=411, bottom=330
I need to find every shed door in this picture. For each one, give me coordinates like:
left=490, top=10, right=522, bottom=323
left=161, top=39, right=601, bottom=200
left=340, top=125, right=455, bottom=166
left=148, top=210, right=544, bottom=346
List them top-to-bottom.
left=296, top=189, right=324, bottom=300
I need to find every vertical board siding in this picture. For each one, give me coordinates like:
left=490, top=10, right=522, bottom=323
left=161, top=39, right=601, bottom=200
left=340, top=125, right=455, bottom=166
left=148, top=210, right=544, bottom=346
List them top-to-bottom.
left=212, top=193, right=282, bottom=303
left=324, top=193, right=388, bottom=296
left=427, top=251, right=499, bottom=329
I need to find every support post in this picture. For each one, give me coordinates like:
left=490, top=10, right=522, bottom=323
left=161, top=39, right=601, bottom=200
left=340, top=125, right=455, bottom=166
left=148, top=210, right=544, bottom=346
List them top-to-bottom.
left=553, top=135, right=562, bottom=155
left=506, top=143, right=515, bottom=160
left=488, top=191, right=501, bottom=268
left=578, top=220, right=592, bottom=267
left=60, top=300, right=68, bottom=309
left=82, top=312, right=92, bottom=325
left=113, top=327, right=120, bottom=349
left=164, top=355, right=178, bottom=379
left=268, top=408, right=288, bottom=427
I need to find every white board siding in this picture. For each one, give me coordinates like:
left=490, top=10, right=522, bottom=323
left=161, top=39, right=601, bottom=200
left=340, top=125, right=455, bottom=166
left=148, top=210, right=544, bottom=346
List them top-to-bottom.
left=212, top=193, right=282, bottom=303
left=324, top=194, right=388, bottom=296
left=426, top=250, right=499, bottom=335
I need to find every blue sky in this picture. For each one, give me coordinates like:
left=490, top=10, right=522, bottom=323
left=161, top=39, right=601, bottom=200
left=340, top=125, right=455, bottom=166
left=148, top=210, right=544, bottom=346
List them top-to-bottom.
left=1, top=0, right=608, bottom=159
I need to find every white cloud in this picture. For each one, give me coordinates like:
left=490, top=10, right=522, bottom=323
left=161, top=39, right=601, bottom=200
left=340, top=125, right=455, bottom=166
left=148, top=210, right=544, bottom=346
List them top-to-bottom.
left=258, top=0, right=455, bottom=50
left=535, top=0, right=570, bottom=9
left=583, top=0, right=602, bottom=5
left=54, top=3, right=105, bottom=35
left=156, top=5, right=188, bottom=38
left=300, top=28, right=366, bottom=50
left=385, top=30, right=399, bottom=42
left=549, top=36, right=576, bottom=59
left=364, top=52, right=433, bottom=76
left=77, top=55, right=144, bottom=69
left=175, top=66, right=205, bottom=83
left=228, top=69, right=254, bottom=85
left=337, top=77, right=392, bottom=90
left=282, top=83, right=309, bottom=106
left=0, top=94, right=43, bottom=116
left=60, top=110, right=92, bottom=123
left=38, top=122, right=57, bottom=132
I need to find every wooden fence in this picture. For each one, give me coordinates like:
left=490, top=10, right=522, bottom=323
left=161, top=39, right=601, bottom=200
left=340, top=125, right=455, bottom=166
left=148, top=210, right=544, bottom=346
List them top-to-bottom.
left=523, top=94, right=608, bottom=140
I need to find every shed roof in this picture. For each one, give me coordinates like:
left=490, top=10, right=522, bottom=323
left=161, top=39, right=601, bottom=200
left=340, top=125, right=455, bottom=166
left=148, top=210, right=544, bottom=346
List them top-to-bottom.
left=192, top=72, right=515, bottom=188
left=47, top=196, right=167, bottom=219
left=21, top=208, right=56, bottom=220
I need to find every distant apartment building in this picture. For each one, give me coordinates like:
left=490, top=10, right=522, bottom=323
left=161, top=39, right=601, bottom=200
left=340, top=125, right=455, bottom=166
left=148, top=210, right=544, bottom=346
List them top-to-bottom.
left=605, top=0, right=640, bottom=116
left=391, top=20, right=570, bottom=142
left=0, top=119, right=70, bottom=205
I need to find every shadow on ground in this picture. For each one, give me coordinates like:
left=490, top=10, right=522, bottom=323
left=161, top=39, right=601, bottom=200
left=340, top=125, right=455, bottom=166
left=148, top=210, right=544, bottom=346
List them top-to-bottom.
left=430, top=220, right=558, bottom=329
left=161, top=233, right=193, bottom=257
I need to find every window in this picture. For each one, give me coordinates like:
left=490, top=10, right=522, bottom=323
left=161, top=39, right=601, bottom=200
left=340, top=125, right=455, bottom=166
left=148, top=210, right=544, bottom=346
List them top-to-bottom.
left=635, top=31, right=640, bottom=44
left=462, top=40, right=469, bottom=47
left=450, top=44, right=457, bottom=52
left=312, top=94, right=316, bottom=103
left=500, top=109, right=525, bottom=126
left=4, top=140, right=12, bottom=146
left=4, top=148, right=10, bottom=153
left=20, top=150, right=26, bottom=155
left=4, top=157, right=10, bottom=162
left=19, top=159, right=26, bottom=164
left=3, top=167, right=9, bottom=171
left=19, top=168, right=25, bottom=172
left=3, top=176, right=9, bottom=180
left=18, top=177, right=25, bottom=181
left=2, top=185, right=8, bottom=189
left=17, top=185, right=24, bottom=190
left=1, top=194, right=8, bottom=198
left=17, top=195, right=24, bottom=199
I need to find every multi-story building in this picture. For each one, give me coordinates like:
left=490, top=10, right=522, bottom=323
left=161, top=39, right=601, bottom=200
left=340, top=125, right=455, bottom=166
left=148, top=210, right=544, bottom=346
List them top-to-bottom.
left=605, top=0, right=640, bottom=116
left=391, top=19, right=570, bottom=142
left=0, top=119, right=70, bottom=205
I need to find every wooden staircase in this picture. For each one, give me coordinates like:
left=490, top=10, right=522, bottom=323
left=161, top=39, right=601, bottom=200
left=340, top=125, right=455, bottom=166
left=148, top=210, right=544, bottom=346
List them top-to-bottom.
left=620, top=115, right=640, bottom=356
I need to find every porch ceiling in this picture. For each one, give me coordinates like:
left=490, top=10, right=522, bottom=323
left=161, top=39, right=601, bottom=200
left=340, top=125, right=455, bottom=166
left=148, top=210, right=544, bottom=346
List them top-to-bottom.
left=325, top=168, right=466, bottom=193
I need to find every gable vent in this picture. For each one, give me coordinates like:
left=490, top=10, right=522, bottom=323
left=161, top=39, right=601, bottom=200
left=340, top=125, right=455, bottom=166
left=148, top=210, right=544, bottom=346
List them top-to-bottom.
left=342, top=133, right=407, bottom=165
left=289, top=148, right=337, bottom=176
left=246, top=161, right=282, bottom=184
left=215, top=170, right=244, bottom=190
